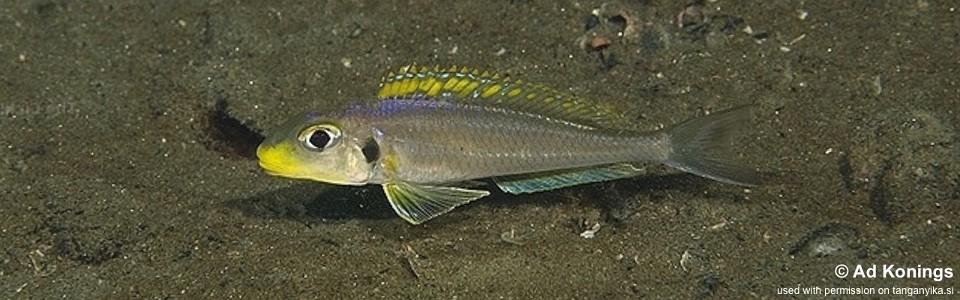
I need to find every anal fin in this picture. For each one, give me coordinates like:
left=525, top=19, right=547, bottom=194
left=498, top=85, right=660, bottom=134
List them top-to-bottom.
left=494, top=163, right=645, bottom=194
left=383, top=182, right=490, bottom=225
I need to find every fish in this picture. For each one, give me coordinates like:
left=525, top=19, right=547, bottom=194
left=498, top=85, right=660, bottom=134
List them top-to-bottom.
left=257, top=65, right=760, bottom=224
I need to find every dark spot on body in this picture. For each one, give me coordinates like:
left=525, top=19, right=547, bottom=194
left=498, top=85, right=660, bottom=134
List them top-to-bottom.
left=201, top=99, right=264, bottom=160
left=361, top=138, right=380, bottom=163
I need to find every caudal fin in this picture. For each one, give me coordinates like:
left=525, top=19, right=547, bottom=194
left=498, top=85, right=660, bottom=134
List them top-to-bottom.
left=663, top=105, right=761, bottom=186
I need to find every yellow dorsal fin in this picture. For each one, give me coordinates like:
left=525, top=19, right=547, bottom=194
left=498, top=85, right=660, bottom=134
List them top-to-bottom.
left=377, top=65, right=626, bottom=128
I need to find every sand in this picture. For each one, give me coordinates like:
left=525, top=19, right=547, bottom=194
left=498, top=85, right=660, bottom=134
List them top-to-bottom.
left=2, top=1, right=957, bottom=298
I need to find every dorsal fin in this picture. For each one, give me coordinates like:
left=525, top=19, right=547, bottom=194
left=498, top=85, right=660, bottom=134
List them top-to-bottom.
left=377, top=65, right=626, bottom=128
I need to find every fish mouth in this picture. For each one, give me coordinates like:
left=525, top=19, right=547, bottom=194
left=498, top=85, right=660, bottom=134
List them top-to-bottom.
left=256, top=143, right=299, bottom=177
left=257, top=158, right=312, bottom=181
left=257, top=160, right=282, bottom=176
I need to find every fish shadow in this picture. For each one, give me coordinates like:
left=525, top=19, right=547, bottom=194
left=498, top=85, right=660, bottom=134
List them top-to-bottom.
left=481, top=170, right=753, bottom=225
left=228, top=172, right=748, bottom=225
left=579, top=172, right=753, bottom=223
left=227, top=180, right=557, bottom=224
left=226, top=182, right=397, bottom=224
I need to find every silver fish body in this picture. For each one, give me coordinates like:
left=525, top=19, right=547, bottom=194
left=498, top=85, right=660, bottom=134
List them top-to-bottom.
left=257, top=65, right=759, bottom=224
left=337, top=98, right=668, bottom=185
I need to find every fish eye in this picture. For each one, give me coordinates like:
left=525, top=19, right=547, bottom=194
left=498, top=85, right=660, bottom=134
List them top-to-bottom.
left=298, top=124, right=341, bottom=151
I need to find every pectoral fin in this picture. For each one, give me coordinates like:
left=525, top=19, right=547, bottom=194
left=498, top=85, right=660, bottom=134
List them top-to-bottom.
left=494, top=163, right=645, bottom=194
left=383, top=182, right=490, bottom=224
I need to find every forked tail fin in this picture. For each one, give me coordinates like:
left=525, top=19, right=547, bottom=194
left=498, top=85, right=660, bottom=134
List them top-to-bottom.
left=663, top=105, right=761, bottom=186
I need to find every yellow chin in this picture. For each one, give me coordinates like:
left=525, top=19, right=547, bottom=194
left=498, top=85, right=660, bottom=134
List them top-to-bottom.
left=256, top=141, right=366, bottom=185
left=256, top=142, right=307, bottom=179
